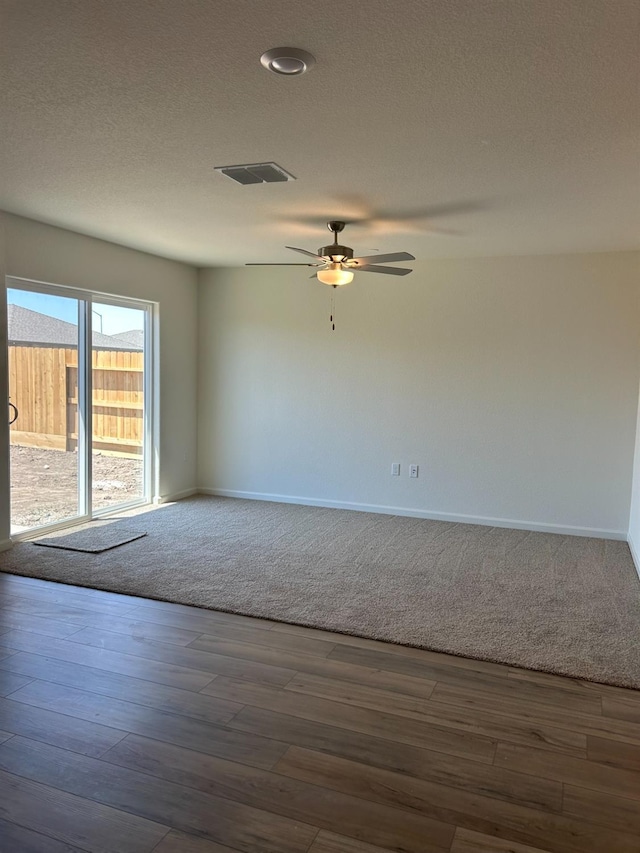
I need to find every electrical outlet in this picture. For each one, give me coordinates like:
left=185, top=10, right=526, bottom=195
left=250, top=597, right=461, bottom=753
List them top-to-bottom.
left=391, top=463, right=400, bottom=477
left=410, top=464, right=419, bottom=478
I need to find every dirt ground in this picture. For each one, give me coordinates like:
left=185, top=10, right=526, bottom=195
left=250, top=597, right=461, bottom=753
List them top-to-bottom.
left=10, top=445, right=143, bottom=529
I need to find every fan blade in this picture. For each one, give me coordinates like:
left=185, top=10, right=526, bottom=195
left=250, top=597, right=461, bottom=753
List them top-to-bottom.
left=279, top=199, right=489, bottom=231
left=368, top=200, right=487, bottom=223
left=286, top=246, right=325, bottom=260
left=350, top=252, right=415, bottom=265
left=245, top=262, right=321, bottom=267
left=356, top=264, right=413, bottom=276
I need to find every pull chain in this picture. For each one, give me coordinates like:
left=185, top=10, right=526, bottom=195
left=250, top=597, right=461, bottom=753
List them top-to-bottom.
left=330, top=286, right=336, bottom=332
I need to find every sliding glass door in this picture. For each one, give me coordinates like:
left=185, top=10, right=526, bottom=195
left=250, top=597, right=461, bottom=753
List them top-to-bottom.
left=7, top=280, right=153, bottom=537
left=8, top=288, right=86, bottom=533
left=91, top=301, right=147, bottom=513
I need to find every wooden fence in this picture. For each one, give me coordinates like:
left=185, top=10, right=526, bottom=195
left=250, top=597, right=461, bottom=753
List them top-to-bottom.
left=8, top=345, right=144, bottom=458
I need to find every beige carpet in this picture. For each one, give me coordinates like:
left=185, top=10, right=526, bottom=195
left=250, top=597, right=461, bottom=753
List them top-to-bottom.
left=1, top=496, right=639, bottom=688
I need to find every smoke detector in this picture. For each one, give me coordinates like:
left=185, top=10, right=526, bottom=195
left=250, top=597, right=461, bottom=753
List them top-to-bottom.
left=260, top=47, right=315, bottom=76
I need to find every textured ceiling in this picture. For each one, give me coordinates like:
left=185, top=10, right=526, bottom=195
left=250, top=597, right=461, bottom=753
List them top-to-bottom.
left=1, top=0, right=639, bottom=265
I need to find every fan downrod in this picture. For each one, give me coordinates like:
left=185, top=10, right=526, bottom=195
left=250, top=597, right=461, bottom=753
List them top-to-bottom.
left=319, top=221, right=353, bottom=260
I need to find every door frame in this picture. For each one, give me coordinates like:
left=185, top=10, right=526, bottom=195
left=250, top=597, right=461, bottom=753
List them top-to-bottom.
left=6, top=275, right=156, bottom=540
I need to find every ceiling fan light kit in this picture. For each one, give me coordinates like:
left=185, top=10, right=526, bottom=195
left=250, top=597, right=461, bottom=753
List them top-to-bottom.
left=247, top=220, right=415, bottom=287
left=317, top=264, right=354, bottom=286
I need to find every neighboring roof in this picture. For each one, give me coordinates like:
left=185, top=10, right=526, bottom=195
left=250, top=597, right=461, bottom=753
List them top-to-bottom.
left=7, top=304, right=143, bottom=350
left=111, top=329, right=145, bottom=349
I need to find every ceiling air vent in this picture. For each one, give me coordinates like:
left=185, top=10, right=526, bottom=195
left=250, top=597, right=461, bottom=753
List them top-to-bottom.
left=214, top=162, right=296, bottom=185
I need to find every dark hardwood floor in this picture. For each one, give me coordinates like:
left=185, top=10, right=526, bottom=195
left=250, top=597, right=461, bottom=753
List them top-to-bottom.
left=0, top=571, right=639, bottom=852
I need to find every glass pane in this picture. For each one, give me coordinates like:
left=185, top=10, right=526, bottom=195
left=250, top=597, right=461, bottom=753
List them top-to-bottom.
left=8, top=288, right=81, bottom=533
left=91, top=302, right=145, bottom=511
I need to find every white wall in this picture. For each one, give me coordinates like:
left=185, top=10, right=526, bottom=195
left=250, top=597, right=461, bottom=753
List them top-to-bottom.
left=1, top=214, right=199, bottom=532
left=3, top=219, right=638, bottom=544
left=198, top=251, right=640, bottom=537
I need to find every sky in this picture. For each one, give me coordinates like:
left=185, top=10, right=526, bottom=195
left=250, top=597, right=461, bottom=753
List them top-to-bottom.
left=7, top=288, right=144, bottom=336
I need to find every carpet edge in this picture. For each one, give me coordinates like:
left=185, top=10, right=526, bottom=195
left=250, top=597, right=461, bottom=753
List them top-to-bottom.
left=0, top=563, right=637, bottom=692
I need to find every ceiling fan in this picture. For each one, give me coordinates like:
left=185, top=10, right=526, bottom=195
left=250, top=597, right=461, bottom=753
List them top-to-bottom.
left=246, top=220, right=415, bottom=286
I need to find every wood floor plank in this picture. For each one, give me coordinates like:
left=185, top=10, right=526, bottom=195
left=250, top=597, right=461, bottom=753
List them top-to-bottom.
left=0, top=572, right=150, bottom=609
left=4, top=587, right=140, bottom=617
left=3, top=595, right=121, bottom=626
left=6, top=595, right=206, bottom=646
left=127, top=599, right=278, bottom=631
left=135, top=607, right=279, bottom=634
left=0, top=608, right=85, bottom=639
left=193, top=623, right=338, bottom=658
left=273, top=623, right=511, bottom=676
left=66, top=625, right=298, bottom=686
left=0, top=628, right=216, bottom=691
left=187, top=633, right=438, bottom=699
left=328, top=645, right=604, bottom=715
left=329, top=645, right=502, bottom=678
left=0, top=651, right=242, bottom=725
left=506, top=666, right=627, bottom=700
left=0, top=669, right=33, bottom=696
left=285, top=670, right=437, bottom=716
left=300, top=673, right=586, bottom=750
left=211, top=674, right=585, bottom=758
left=201, top=675, right=497, bottom=763
left=8, top=678, right=287, bottom=770
left=432, top=682, right=640, bottom=745
left=230, top=690, right=585, bottom=767
left=0, top=694, right=127, bottom=757
left=602, top=694, right=640, bottom=724
left=416, top=696, right=585, bottom=755
left=227, top=705, right=562, bottom=812
left=101, top=732, right=455, bottom=853
left=587, top=734, right=640, bottom=771
left=0, top=736, right=320, bottom=853
left=494, top=742, right=640, bottom=801
left=274, top=746, right=640, bottom=853
left=0, top=766, right=169, bottom=853
left=562, top=784, right=640, bottom=835
left=0, top=817, right=86, bottom=852
left=450, top=827, right=554, bottom=853
left=152, top=830, right=243, bottom=853
left=308, top=830, right=394, bottom=852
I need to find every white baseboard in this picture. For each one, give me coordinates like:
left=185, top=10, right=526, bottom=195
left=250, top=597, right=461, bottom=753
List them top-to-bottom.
left=155, top=488, right=199, bottom=505
left=198, top=488, right=626, bottom=540
left=627, top=534, right=640, bottom=580
left=0, top=539, right=13, bottom=553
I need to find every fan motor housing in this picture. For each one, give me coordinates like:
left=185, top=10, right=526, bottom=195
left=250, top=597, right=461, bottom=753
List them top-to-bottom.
left=318, top=244, right=354, bottom=260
